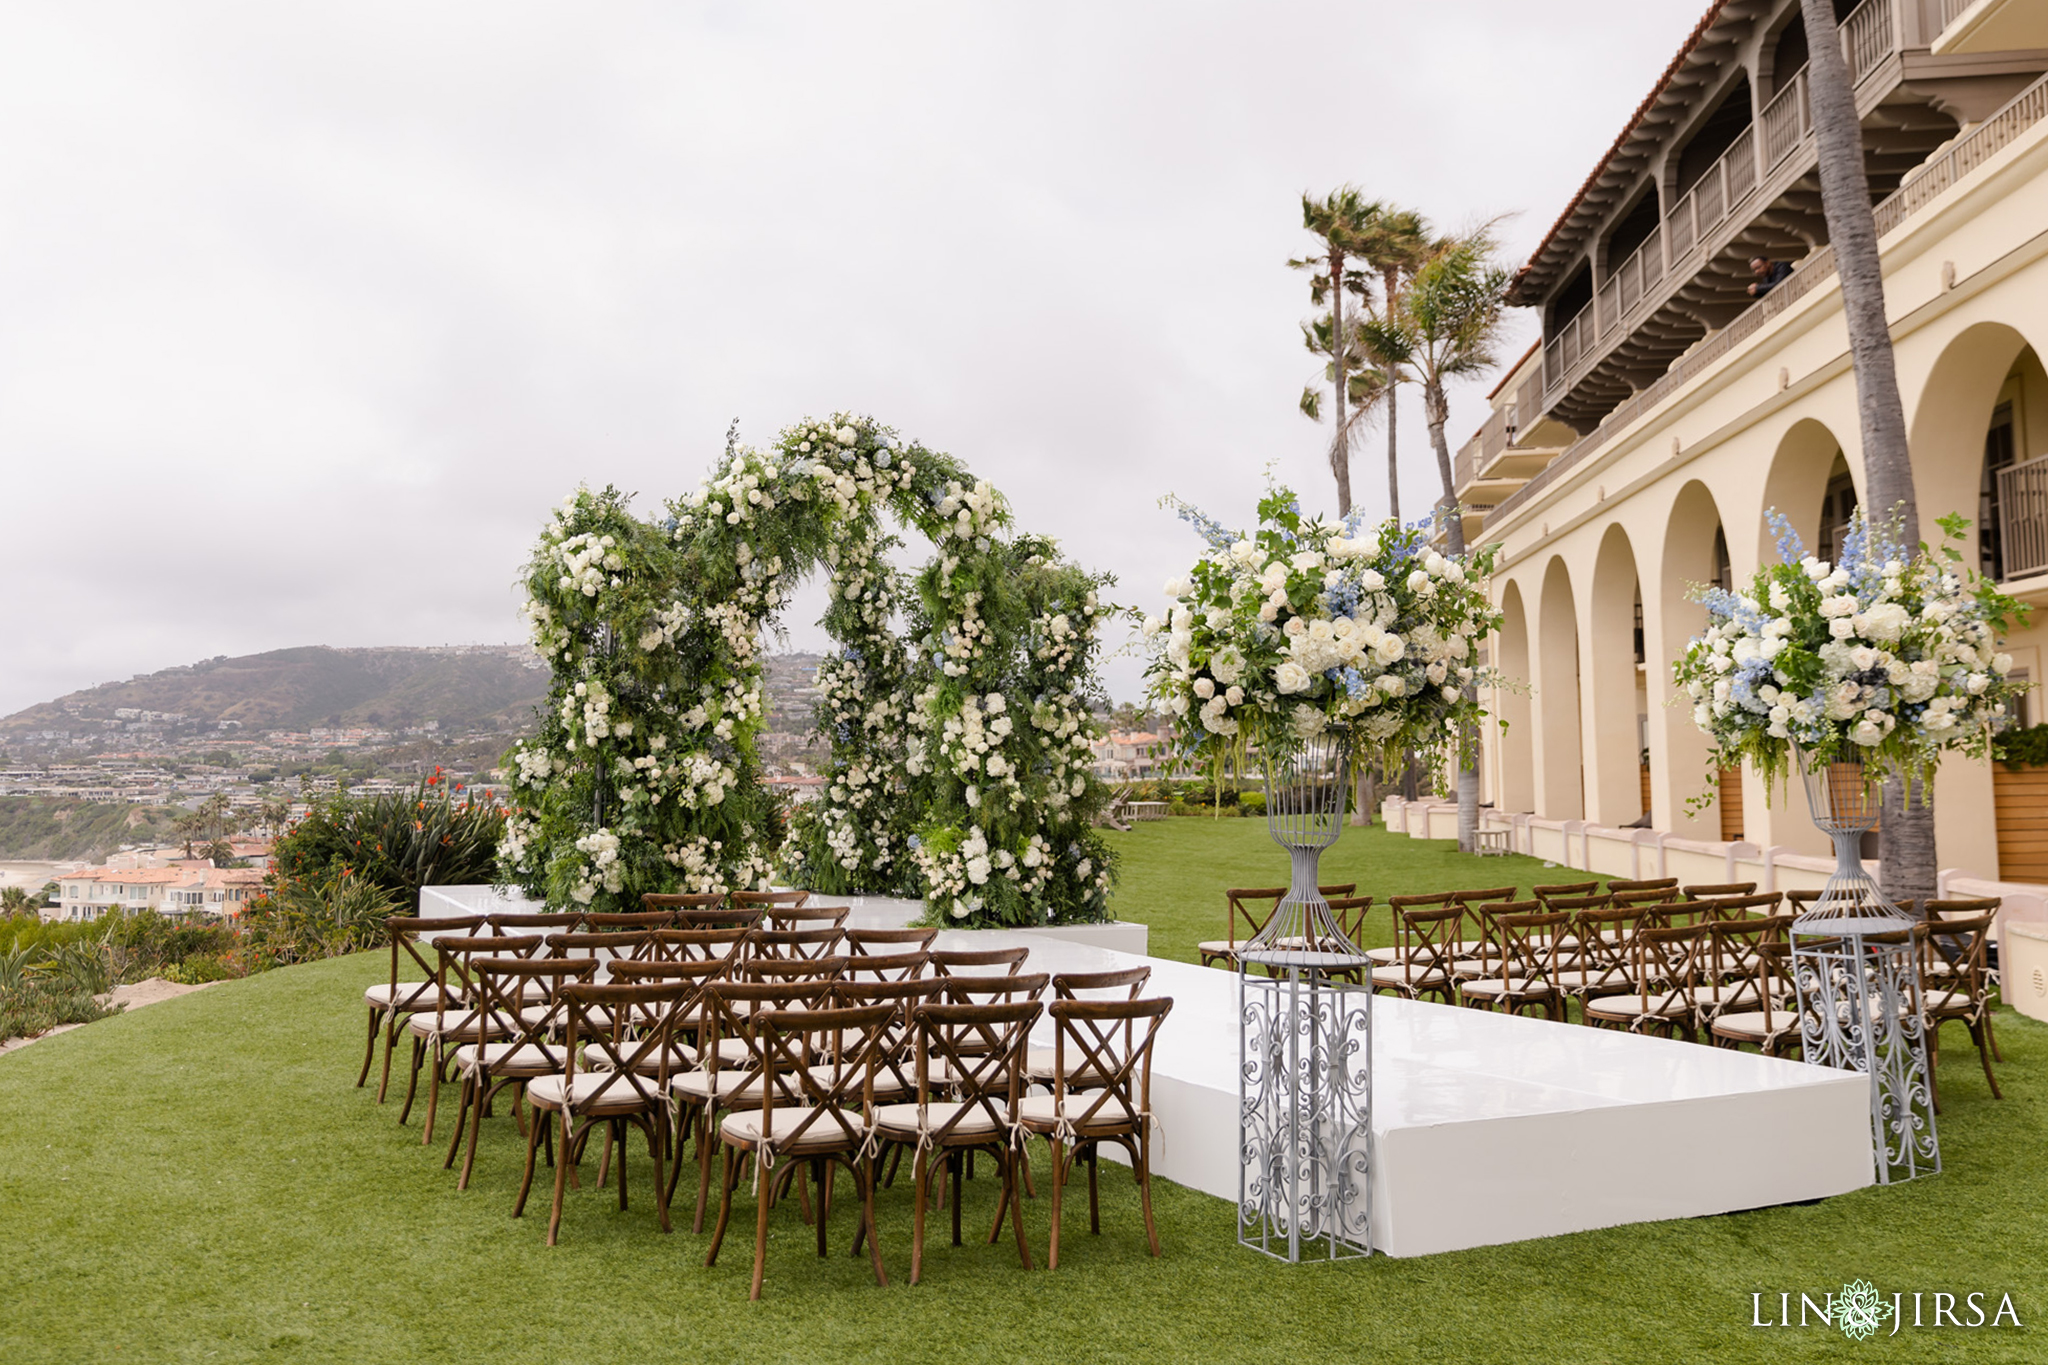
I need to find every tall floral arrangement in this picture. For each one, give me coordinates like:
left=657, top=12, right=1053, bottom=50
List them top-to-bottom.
left=1144, top=486, right=1501, bottom=779
left=1673, top=509, right=2028, bottom=793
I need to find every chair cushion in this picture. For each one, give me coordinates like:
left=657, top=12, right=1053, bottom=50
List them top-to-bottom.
left=1195, top=941, right=1239, bottom=959
left=1364, top=946, right=1402, bottom=965
left=1369, top=966, right=1446, bottom=991
left=1459, top=978, right=1552, bottom=999
left=364, top=982, right=457, bottom=1011
left=1586, top=992, right=1684, bottom=1018
left=1710, top=1010, right=1795, bottom=1041
left=406, top=1011, right=508, bottom=1040
left=587, top=1041, right=698, bottom=1074
left=452, top=1042, right=563, bottom=1074
left=1023, top=1047, right=1110, bottom=1085
left=527, top=1071, right=660, bottom=1113
left=1014, top=1091, right=1138, bottom=1133
left=871, top=1099, right=1008, bottom=1139
left=719, top=1107, right=863, bottom=1152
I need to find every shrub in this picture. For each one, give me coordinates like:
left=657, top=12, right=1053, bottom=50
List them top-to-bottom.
left=1997, top=722, right=2048, bottom=771
left=269, top=771, right=506, bottom=913
left=241, top=871, right=400, bottom=967
left=0, top=979, right=118, bottom=1043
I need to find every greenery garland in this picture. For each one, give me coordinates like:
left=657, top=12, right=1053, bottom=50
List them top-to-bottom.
left=500, top=414, right=1119, bottom=927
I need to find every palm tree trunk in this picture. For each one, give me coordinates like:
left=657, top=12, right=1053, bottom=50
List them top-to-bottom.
left=1800, top=0, right=1932, bottom=905
left=1330, top=247, right=1352, bottom=517
left=1384, top=264, right=1402, bottom=525
left=1423, top=379, right=1479, bottom=853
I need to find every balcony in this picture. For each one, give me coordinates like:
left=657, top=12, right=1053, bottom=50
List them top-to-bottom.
left=1529, top=0, right=2048, bottom=434
left=1998, top=453, right=2048, bottom=580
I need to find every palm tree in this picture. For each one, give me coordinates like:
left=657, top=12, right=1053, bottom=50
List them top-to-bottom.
left=1797, top=0, right=1932, bottom=904
left=1291, top=188, right=1390, bottom=517
left=1356, top=209, right=1432, bottom=526
left=1362, top=228, right=1512, bottom=853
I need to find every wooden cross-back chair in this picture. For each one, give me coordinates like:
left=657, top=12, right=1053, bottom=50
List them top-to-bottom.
left=1606, top=877, right=1677, bottom=895
left=1532, top=881, right=1598, bottom=907
left=1681, top=882, right=1756, bottom=901
left=1196, top=884, right=1357, bottom=970
left=1441, top=885, right=1521, bottom=971
left=731, top=888, right=813, bottom=913
left=1692, top=890, right=1782, bottom=923
left=643, top=892, right=728, bottom=913
left=1373, top=893, right=1451, bottom=967
left=1539, top=893, right=1610, bottom=958
left=1447, top=897, right=1536, bottom=986
left=765, top=905, right=849, bottom=931
left=1368, top=905, right=1461, bottom=1004
left=1554, top=905, right=1647, bottom=1021
left=673, top=907, right=765, bottom=931
left=1459, top=908, right=1569, bottom=1021
left=583, top=909, right=685, bottom=933
left=485, top=911, right=585, bottom=935
left=1916, top=911, right=2001, bottom=1108
left=360, top=913, right=481, bottom=1101
left=1687, top=915, right=1793, bottom=1032
left=1584, top=922, right=1709, bottom=1040
left=648, top=926, right=751, bottom=966
left=749, top=926, right=846, bottom=962
left=846, top=926, right=940, bottom=956
left=401, top=932, right=546, bottom=1139
left=1707, top=940, right=1802, bottom=1057
left=930, top=946, right=1030, bottom=979
left=839, top=949, right=930, bottom=984
left=443, top=954, right=595, bottom=1191
left=605, top=957, right=729, bottom=1072
left=1025, top=968, right=1153, bottom=1087
left=830, top=977, right=948, bottom=1107
left=673, top=978, right=838, bottom=1232
left=515, top=980, right=694, bottom=1244
left=1015, top=995, right=1174, bottom=1269
left=873, top=997, right=1042, bottom=1284
left=705, top=1002, right=898, bottom=1299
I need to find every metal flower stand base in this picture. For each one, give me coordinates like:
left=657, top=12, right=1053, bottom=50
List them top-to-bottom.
left=1237, top=732, right=1374, bottom=1261
left=1789, top=752, right=1938, bottom=1183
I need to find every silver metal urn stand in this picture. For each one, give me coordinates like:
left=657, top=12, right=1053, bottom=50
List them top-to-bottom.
left=1236, top=731, right=1375, bottom=1260
left=1788, top=750, right=1938, bottom=1183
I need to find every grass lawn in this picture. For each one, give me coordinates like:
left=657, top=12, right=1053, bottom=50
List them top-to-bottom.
left=0, top=819, right=2041, bottom=1363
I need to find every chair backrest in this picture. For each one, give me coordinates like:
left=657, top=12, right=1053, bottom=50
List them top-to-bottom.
left=1605, top=877, right=1677, bottom=894
left=1532, top=882, right=1598, bottom=905
left=1682, top=882, right=1756, bottom=900
left=1317, top=883, right=1358, bottom=898
left=1445, top=886, right=1519, bottom=906
left=731, top=888, right=812, bottom=911
left=1223, top=888, right=1284, bottom=949
left=1611, top=888, right=1682, bottom=913
left=1695, top=891, right=1783, bottom=923
left=642, top=892, right=728, bottom=913
left=1386, top=892, right=1451, bottom=914
left=1542, top=893, right=1612, bottom=917
left=1324, top=895, right=1375, bottom=947
left=1923, top=896, right=2001, bottom=923
left=1468, top=899, right=1540, bottom=964
left=766, top=905, right=850, bottom=931
left=1393, top=905, right=1464, bottom=988
left=1572, top=906, right=1646, bottom=990
left=672, top=907, right=765, bottom=932
left=582, top=909, right=683, bottom=932
left=1494, top=910, right=1569, bottom=986
left=485, top=911, right=585, bottom=934
left=1918, top=911, right=1995, bottom=993
left=383, top=914, right=484, bottom=994
left=1632, top=922, right=1709, bottom=999
left=750, top=926, right=846, bottom=961
left=845, top=926, right=940, bottom=955
left=649, top=927, right=752, bottom=964
left=544, top=931, right=655, bottom=975
left=433, top=933, right=545, bottom=1011
left=1747, top=940, right=1797, bottom=1031
left=930, top=946, right=1030, bottom=978
left=840, top=949, right=929, bottom=983
left=738, top=954, right=847, bottom=986
left=471, top=955, right=595, bottom=1067
left=606, top=955, right=729, bottom=1020
left=1051, top=967, right=1152, bottom=1000
left=942, top=971, right=1050, bottom=1007
left=830, top=978, right=948, bottom=1095
left=698, top=979, right=839, bottom=1100
left=558, top=981, right=695, bottom=1110
left=1045, top=996, right=1173, bottom=1130
left=910, top=998, right=1041, bottom=1143
left=752, top=1004, right=899, bottom=1150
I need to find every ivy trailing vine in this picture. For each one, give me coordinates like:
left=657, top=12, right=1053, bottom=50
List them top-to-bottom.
left=500, top=414, right=1119, bottom=928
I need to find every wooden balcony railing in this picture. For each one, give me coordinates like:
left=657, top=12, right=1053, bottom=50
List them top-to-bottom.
left=1845, top=0, right=1898, bottom=84
left=1998, top=453, right=2048, bottom=580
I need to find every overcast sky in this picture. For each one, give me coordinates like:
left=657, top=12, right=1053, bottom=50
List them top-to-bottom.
left=0, top=0, right=1709, bottom=716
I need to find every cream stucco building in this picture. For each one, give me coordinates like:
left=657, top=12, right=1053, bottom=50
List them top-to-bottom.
left=1397, top=0, right=2048, bottom=916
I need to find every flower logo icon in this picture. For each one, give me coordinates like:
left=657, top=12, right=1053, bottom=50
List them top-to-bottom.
left=1834, top=1280, right=1895, bottom=1341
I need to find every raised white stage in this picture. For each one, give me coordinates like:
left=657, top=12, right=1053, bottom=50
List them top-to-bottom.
left=419, top=886, right=1876, bottom=1257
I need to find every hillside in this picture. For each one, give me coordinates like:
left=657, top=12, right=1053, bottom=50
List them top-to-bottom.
left=1, top=646, right=550, bottom=738
left=0, top=798, right=181, bottom=862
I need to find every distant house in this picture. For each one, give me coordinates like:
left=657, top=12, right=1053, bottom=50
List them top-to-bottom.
left=1089, top=730, right=1166, bottom=782
left=52, top=865, right=266, bottom=922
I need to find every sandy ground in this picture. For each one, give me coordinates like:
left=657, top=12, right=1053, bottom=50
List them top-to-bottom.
left=0, top=860, right=75, bottom=891
left=0, top=976, right=217, bottom=1057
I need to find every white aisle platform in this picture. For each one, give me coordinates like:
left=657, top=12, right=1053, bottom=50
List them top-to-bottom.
left=418, top=886, right=1875, bottom=1258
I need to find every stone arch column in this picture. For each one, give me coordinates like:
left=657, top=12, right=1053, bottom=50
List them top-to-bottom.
left=1653, top=481, right=1725, bottom=840
left=1582, top=525, right=1644, bottom=827
left=1534, top=556, right=1585, bottom=820
left=1494, top=579, right=1535, bottom=814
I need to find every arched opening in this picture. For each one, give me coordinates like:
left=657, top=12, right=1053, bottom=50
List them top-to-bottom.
left=1675, top=76, right=1754, bottom=198
left=1908, top=321, right=2048, bottom=879
left=1758, top=416, right=1853, bottom=565
left=1655, top=481, right=1728, bottom=840
left=1586, top=525, right=1645, bottom=826
left=1535, top=556, right=1584, bottom=820
left=1494, top=580, right=1535, bottom=815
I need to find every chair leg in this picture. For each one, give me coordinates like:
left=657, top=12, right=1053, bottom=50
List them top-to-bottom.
left=357, top=1007, right=380, bottom=1088
left=1987, top=1009, right=2004, bottom=1063
left=376, top=1012, right=401, bottom=1104
left=1971, top=1019, right=2002, bottom=1100
left=1927, top=1025, right=1944, bottom=1115
left=398, top=1036, right=425, bottom=1125
left=422, top=1047, right=446, bottom=1145
left=444, top=1073, right=472, bottom=1175
left=512, top=1103, right=544, bottom=1220
left=693, top=1108, right=718, bottom=1235
left=545, top=1114, right=572, bottom=1246
left=615, top=1120, right=630, bottom=1212
left=597, top=1124, right=614, bottom=1190
left=1137, top=1133, right=1161, bottom=1257
left=1047, top=1138, right=1065, bottom=1270
left=706, top=1145, right=737, bottom=1267
left=1087, top=1146, right=1100, bottom=1235
left=910, top=1148, right=930, bottom=1286
left=1005, top=1149, right=1033, bottom=1270
left=751, top=1151, right=773, bottom=1301
left=950, top=1151, right=964, bottom=1247
left=814, top=1159, right=829, bottom=1259
left=860, top=1159, right=887, bottom=1287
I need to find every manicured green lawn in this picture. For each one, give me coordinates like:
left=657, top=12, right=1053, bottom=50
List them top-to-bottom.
left=0, top=821, right=2040, bottom=1363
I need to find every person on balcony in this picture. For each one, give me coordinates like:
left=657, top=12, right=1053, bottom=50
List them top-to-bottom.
left=1746, top=255, right=1793, bottom=298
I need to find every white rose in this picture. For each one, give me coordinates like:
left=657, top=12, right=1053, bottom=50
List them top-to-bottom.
left=836, top=425, right=857, bottom=444
left=1275, top=661, right=1312, bottom=694
left=1194, top=677, right=1216, bottom=699
left=1225, top=685, right=1244, bottom=706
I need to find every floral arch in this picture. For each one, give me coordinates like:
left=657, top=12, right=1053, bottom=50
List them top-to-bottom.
left=497, top=413, right=1119, bottom=929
